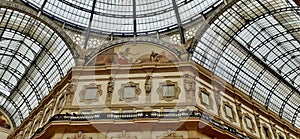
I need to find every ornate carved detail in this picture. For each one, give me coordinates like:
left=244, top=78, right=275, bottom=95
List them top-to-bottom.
left=185, top=27, right=196, bottom=40
left=170, top=34, right=181, bottom=44
left=183, top=74, right=196, bottom=100
left=145, top=75, right=152, bottom=94
left=106, top=77, right=114, bottom=105
left=107, top=77, right=114, bottom=94
left=157, top=80, right=180, bottom=102
left=66, top=81, right=76, bottom=105
left=67, top=81, right=76, bottom=94
left=118, top=82, right=141, bottom=102
left=79, top=83, right=102, bottom=104
left=198, top=87, right=213, bottom=109
left=214, top=89, right=222, bottom=115
left=214, top=89, right=221, bottom=106
left=56, top=94, right=66, bottom=113
left=223, top=101, right=236, bottom=122
left=236, top=103, right=242, bottom=119
left=42, top=108, right=52, bottom=124
left=254, top=114, right=261, bottom=127
left=32, top=117, right=41, bottom=135
left=262, top=123, right=272, bottom=139
left=271, top=123, right=277, bottom=139
left=120, top=129, right=127, bottom=138
left=159, top=129, right=183, bottom=139
left=166, top=129, right=176, bottom=137
left=23, top=130, right=30, bottom=139
left=15, top=131, right=23, bottom=139
left=67, top=131, right=90, bottom=139
left=278, top=132, right=285, bottom=139
left=285, top=132, right=290, bottom=139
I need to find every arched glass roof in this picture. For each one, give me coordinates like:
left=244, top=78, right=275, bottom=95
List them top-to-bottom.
left=21, top=0, right=222, bottom=36
left=192, top=0, right=300, bottom=128
left=0, top=3, right=75, bottom=127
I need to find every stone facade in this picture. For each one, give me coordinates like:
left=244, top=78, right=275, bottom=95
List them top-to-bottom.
left=8, top=60, right=300, bottom=139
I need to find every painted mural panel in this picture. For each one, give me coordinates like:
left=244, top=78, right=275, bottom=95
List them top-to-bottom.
left=87, top=43, right=180, bottom=66
left=0, top=112, right=11, bottom=130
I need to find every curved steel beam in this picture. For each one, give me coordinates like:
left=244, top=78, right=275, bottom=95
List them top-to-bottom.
left=192, top=2, right=300, bottom=125
left=209, top=7, right=300, bottom=75
left=1, top=27, right=65, bottom=81
left=0, top=44, right=52, bottom=90
left=0, top=63, right=38, bottom=110
left=0, top=77, right=32, bottom=113
left=0, top=81, right=23, bottom=121
left=292, top=105, right=300, bottom=125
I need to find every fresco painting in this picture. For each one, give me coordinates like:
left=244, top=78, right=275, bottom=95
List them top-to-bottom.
left=88, top=43, right=179, bottom=66
left=0, top=112, right=11, bottom=129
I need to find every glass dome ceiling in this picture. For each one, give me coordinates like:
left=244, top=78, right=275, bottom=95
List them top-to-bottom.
left=22, top=0, right=222, bottom=35
left=192, top=0, right=300, bottom=128
left=0, top=2, right=75, bottom=127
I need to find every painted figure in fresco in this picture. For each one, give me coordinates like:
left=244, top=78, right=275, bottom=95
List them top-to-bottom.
left=117, top=47, right=140, bottom=64
left=148, top=51, right=171, bottom=63
left=150, top=51, right=159, bottom=62
left=0, top=113, right=10, bottom=129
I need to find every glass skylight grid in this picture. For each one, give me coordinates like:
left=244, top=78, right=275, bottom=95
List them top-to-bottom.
left=22, top=0, right=222, bottom=35
left=193, top=0, right=300, bottom=128
left=0, top=6, right=75, bottom=127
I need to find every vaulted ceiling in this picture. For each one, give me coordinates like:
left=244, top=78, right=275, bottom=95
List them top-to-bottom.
left=1, top=0, right=300, bottom=130
left=192, top=0, right=300, bottom=128
left=0, top=1, right=75, bottom=126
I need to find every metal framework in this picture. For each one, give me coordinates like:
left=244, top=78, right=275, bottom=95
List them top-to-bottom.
left=5, top=0, right=300, bottom=130
left=21, top=0, right=222, bottom=37
left=192, top=0, right=300, bottom=128
left=0, top=3, right=75, bottom=127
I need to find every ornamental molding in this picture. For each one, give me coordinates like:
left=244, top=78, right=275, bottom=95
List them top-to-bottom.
left=157, top=80, right=180, bottom=102
left=118, top=82, right=141, bottom=103
left=79, top=83, right=102, bottom=104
